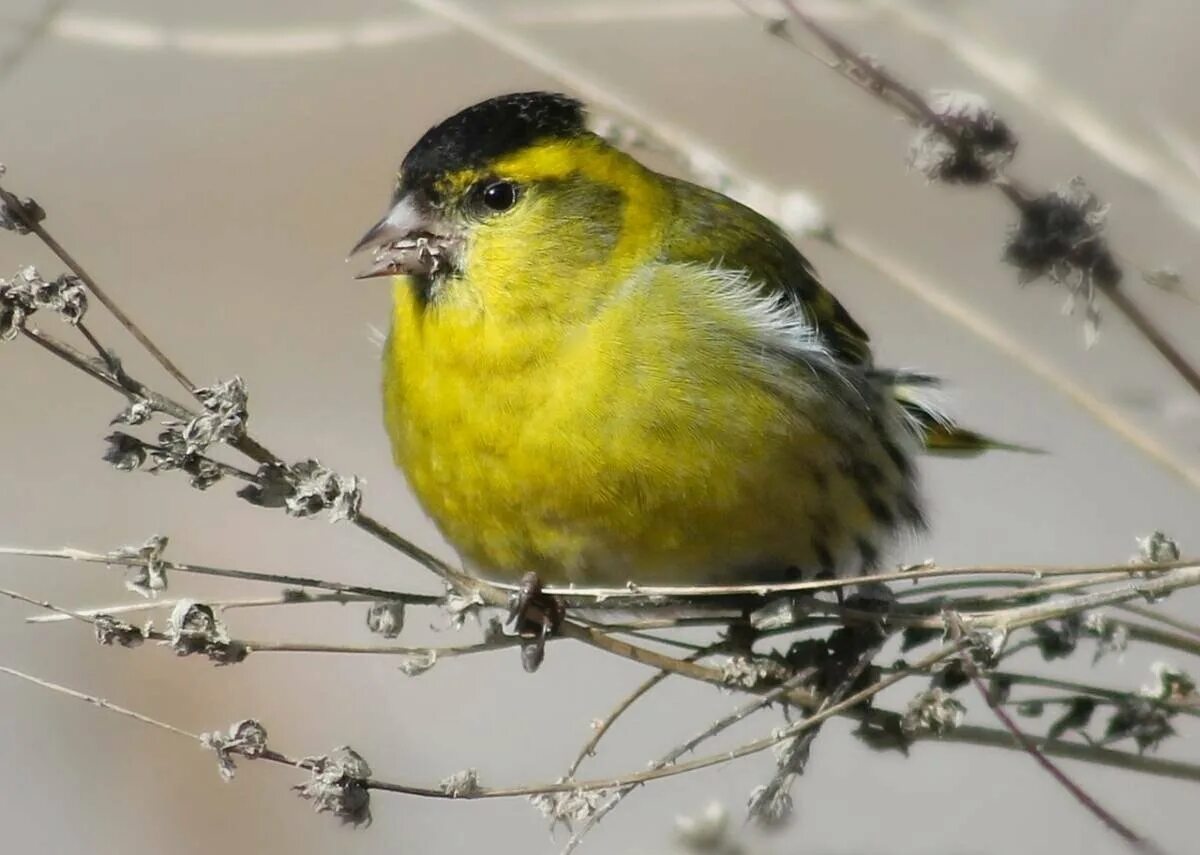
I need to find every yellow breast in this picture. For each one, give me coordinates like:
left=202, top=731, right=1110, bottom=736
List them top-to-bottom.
left=383, top=263, right=907, bottom=586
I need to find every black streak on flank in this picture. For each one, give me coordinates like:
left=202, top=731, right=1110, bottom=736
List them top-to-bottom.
left=400, top=92, right=588, bottom=194
left=856, top=537, right=879, bottom=571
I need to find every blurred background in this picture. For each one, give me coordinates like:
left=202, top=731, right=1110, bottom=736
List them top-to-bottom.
left=2, top=1, right=1199, bottom=853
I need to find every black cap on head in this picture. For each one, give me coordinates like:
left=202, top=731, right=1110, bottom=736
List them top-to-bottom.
left=399, top=92, right=586, bottom=193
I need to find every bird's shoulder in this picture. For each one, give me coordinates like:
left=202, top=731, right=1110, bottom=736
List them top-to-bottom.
left=656, top=175, right=871, bottom=365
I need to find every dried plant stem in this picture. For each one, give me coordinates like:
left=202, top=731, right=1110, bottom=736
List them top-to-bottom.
left=0, top=0, right=68, bottom=80
left=772, top=0, right=1200, bottom=400
left=875, top=0, right=1200, bottom=235
left=0, top=176, right=485, bottom=597
left=0, top=187, right=198, bottom=398
left=831, top=231, right=1200, bottom=491
left=1104, top=283, right=1200, bottom=396
left=75, top=320, right=116, bottom=368
left=22, top=325, right=198, bottom=423
left=22, top=326, right=136, bottom=400
left=349, top=510, right=477, bottom=593
left=10, top=544, right=1200, bottom=660
left=0, top=545, right=441, bottom=604
left=529, top=560, right=1190, bottom=603
left=972, top=566, right=1200, bottom=631
left=892, top=573, right=1200, bottom=644
left=2, top=581, right=517, bottom=664
left=0, top=585, right=110, bottom=628
left=25, top=591, right=375, bottom=624
left=1118, top=604, right=1200, bottom=639
left=7, top=611, right=1200, bottom=808
left=948, top=618, right=1158, bottom=853
left=556, top=620, right=824, bottom=709
left=1122, top=622, right=1200, bottom=659
left=15, top=637, right=1200, bottom=804
left=243, top=638, right=520, bottom=658
left=566, top=641, right=964, bottom=802
left=562, top=661, right=829, bottom=853
left=0, top=662, right=337, bottom=784
left=0, top=663, right=198, bottom=739
left=565, top=670, right=674, bottom=779
left=989, top=671, right=1200, bottom=718
left=945, top=724, right=1200, bottom=784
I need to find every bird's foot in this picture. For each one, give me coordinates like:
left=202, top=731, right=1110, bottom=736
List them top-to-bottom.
left=506, top=571, right=565, bottom=673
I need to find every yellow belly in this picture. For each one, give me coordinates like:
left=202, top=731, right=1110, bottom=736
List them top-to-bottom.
left=383, top=269, right=910, bottom=586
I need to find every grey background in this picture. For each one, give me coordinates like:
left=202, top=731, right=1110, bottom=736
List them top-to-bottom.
left=1, top=1, right=1198, bottom=853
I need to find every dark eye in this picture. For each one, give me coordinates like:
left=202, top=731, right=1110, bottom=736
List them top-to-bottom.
left=481, top=180, right=518, bottom=212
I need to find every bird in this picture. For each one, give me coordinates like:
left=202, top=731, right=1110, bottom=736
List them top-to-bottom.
left=350, top=91, right=1024, bottom=590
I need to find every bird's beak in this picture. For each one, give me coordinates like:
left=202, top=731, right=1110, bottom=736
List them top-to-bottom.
left=348, top=194, right=456, bottom=280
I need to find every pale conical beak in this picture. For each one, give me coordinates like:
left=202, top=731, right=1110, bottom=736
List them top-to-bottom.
left=348, top=194, right=454, bottom=279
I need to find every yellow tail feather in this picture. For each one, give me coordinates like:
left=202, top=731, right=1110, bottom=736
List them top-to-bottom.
left=889, top=379, right=1044, bottom=457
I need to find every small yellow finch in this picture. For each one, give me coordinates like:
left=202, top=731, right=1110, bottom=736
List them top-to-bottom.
left=352, top=92, right=1016, bottom=588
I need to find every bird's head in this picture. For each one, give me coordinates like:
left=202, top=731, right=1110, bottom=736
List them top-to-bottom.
left=350, top=92, right=665, bottom=312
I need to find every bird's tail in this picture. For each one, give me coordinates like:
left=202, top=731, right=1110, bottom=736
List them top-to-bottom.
left=881, top=371, right=1043, bottom=457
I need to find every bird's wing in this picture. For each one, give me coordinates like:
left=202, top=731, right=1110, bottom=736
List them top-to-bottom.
left=658, top=175, right=872, bottom=366
left=657, top=176, right=1039, bottom=457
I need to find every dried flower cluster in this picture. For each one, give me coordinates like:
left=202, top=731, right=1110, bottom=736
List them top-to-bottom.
left=908, top=90, right=1017, bottom=183
left=0, top=178, right=45, bottom=233
left=0, top=266, right=87, bottom=339
left=103, top=378, right=249, bottom=490
left=239, top=459, right=362, bottom=522
left=108, top=534, right=170, bottom=597
left=164, top=599, right=247, bottom=665
left=365, top=600, right=406, bottom=638
left=93, top=614, right=150, bottom=648
left=901, top=687, right=967, bottom=736
left=202, top=719, right=270, bottom=781
left=294, top=747, right=373, bottom=827
left=439, top=768, right=481, bottom=798
left=530, top=779, right=610, bottom=833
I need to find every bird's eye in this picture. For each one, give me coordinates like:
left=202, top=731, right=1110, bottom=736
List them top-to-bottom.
left=481, top=180, right=518, bottom=212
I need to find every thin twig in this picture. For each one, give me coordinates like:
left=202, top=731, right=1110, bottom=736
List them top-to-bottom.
left=770, top=0, right=1200, bottom=400
left=874, top=0, right=1200, bottom=235
left=2, top=176, right=486, bottom=597
left=0, top=183, right=198, bottom=398
left=831, top=230, right=1200, bottom=491
left=1104, top=283, right=1200, bottom=398
left=75, top=320, right=119, bottom=372
left=21, top=326, right=135, bottom=400
left=0, top=545, right=443, bottom=604
left=524, top=560, right=1191, bottom=603
left=973, top=566, right=1200, bottom=631
left=2, top=581, right=512, bottom=667
left=0, top=585, right=109, bottom=629
left=25, top=591, right=375, bottom=624
left=1118, top=604, right=1200, bottom=639
left=947, top=615, right=1158, bottom=852
left=557, top=619, right=828, bottom=707
left=1122, top=622, right=1200, bottom=659
left=8, top=623, right=1200, bottom=811
left=747, top=633, right=887, bottom=828
left=243, top=638, right=520, bottom=657
left=0, top=661, right=327, bottom=782
left=562, top=661, right=827, bottom=853
left=0, top=663, right=199, bottom=739
left=565, top=670, right=674, bottom=780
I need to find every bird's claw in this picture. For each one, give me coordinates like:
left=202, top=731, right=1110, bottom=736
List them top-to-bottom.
left=507, top=571, right=565, bottom=673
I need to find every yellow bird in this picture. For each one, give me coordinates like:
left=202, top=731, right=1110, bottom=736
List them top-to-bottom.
left=352, top=92, right=1018, bottom=588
